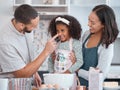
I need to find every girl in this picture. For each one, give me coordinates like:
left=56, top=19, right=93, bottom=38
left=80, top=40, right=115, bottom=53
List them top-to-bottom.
left=48, top=15, right=83, bottom=73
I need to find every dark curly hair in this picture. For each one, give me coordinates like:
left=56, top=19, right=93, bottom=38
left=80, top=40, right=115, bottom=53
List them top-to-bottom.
left=48, top=15, right=82, bottom=40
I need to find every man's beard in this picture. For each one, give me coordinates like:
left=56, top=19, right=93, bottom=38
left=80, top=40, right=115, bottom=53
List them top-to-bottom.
left=23, top=27, right=32, bottom=33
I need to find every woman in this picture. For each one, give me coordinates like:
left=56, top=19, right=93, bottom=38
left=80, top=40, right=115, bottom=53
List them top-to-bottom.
left=72, top=4, right=119, bottom=87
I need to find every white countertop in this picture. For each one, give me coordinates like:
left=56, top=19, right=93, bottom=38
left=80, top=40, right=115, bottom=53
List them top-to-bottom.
left=107, top=65, right=120, bottom=79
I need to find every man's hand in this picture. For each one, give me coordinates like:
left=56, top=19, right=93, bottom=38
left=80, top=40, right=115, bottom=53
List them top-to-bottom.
left=44, top=34, right=60, bottom=55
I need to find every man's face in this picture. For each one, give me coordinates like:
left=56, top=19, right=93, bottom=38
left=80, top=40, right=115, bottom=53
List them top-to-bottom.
left=23, top=16, right=39, bottom=33
left=23, top=26, right=31, bottom=33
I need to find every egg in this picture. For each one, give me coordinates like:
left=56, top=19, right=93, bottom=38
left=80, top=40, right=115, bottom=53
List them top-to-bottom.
left=40, top=84, right=47, bottom=89
left=47, top=84, right=54, bottom=88
left=53, top=84, right=59, bottom=89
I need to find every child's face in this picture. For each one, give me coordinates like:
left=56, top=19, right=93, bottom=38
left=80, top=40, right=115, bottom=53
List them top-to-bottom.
left=56, top=24, right=70, bottom=42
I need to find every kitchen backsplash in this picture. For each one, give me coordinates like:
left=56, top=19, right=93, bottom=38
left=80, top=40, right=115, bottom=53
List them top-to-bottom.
left=33, top=20, right=50, bottom=71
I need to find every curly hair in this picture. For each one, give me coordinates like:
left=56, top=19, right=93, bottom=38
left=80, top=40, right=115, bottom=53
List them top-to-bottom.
left=48, top=15, right=82, bottom=40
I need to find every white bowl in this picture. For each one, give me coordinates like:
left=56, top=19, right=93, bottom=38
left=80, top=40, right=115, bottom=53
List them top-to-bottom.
left=43, top=73, right=76, bottom=88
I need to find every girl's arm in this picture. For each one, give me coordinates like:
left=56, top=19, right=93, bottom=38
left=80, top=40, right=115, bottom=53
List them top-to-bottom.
left=68, top=40, right=83, bottom=73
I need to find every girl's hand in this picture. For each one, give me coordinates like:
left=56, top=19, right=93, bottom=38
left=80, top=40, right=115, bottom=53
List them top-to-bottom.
left=69, top=50, right=76, bottom=64
left=51, top=51, right=56, bottom=62
left=64, top=70, right=71, bottom=73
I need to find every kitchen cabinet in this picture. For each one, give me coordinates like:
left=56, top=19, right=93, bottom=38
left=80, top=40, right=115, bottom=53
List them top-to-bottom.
left=13, top=0, right=70, bottom=19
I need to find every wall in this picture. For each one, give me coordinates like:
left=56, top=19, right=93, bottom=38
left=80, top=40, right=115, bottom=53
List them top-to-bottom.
left=0, top=0, right=13, bottom=28
left=70, top=6, right=91, bottom=34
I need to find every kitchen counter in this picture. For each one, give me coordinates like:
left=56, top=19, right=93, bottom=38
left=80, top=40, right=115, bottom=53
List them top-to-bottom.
left=104, top=65, right=120, bottom=90
left=106, top=66, right=120, bottom=80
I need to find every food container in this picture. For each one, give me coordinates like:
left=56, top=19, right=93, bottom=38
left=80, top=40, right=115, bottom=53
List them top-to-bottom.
left=43, top=73, right=76, bottom=89
left=0, top=78, right=8, bottom=90
left=8, top=78, right=32, bottom=90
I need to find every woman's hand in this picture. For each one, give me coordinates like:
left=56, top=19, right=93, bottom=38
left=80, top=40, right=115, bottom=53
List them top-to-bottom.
left=69, top=50, right=76, bottom=64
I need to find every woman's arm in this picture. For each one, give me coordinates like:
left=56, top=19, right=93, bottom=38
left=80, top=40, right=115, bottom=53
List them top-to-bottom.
left=78, top=43, right=114, bottom=80
left=97, top=43, right=114, bottom=79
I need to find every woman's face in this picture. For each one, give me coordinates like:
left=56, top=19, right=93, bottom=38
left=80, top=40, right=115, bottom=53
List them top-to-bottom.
left=88, top=12, right=104, bottom=34
left=56, top=23, right=70, bottom=42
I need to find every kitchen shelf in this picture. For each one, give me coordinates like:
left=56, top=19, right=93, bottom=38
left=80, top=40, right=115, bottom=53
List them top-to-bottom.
left=13, top=0, right=70, bottom=17
left=13, top=4, right=68, bottom=7
left=38, top=12, right=68, bottom=15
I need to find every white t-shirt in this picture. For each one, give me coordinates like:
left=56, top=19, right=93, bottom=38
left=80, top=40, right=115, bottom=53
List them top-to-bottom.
left=0, top=19, right=34, bottom=78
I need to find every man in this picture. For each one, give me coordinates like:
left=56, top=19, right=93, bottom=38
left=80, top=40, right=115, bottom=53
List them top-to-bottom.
left=0, top=4, right=59, bottom=87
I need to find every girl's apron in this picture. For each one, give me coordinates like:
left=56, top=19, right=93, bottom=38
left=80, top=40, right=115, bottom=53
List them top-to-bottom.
left=79, top=34, right=101, bottom=87
left=54, top=38, right=73, bottom=73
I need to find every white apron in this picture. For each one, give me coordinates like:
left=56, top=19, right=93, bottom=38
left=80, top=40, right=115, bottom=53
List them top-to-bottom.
left=54, top=38, right=73, bottom=73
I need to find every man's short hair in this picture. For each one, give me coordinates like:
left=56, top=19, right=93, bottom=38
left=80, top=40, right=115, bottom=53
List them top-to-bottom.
left=14, top=4, right=38, bottom=24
